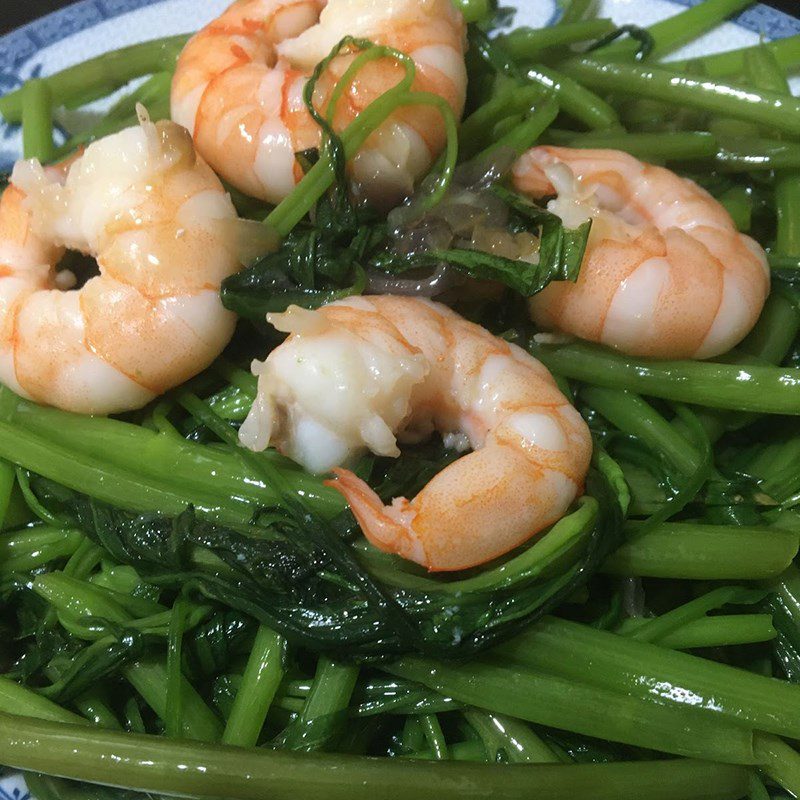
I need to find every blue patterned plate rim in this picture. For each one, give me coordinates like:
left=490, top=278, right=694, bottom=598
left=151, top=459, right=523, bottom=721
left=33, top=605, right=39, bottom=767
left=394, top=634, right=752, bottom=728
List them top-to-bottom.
left=1, top=0, right=799, bottom=76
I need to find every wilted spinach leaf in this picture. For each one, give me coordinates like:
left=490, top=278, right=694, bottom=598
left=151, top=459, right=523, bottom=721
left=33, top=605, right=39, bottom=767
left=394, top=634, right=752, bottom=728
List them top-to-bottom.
left=222, top=163, right=589, bottom=320
left=221, top=192, right=380, bottom=320
left=26, top=454, right=624, bottom=663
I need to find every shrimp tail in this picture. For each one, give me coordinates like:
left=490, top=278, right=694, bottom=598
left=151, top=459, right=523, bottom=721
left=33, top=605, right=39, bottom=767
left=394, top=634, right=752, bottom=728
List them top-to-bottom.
left=247, top=295, right=591, bottom=572
left=326, top=468, right=427, bottom=567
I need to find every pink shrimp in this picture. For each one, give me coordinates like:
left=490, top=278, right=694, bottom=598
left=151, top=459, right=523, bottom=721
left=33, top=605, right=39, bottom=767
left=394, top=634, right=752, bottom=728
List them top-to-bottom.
left=170, top=0, right=467, bottom=205
left=0, top=114, right=242, bottom=414
left=513, top=146, right=770, bottom=359
left=239, top=295, right=592, bottom=572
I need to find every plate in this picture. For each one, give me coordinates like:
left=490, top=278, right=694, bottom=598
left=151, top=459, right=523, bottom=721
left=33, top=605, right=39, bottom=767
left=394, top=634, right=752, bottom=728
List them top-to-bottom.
left=0, top=0, right=798, bottom=796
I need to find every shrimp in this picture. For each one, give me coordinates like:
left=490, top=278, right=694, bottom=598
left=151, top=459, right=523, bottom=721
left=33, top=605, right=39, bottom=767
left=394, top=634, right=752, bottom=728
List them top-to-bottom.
left=171, top=0, right=467, bottom=205
left=0, top=113, right=242, bottom=415
left=512, top=146, right=770, bottom=359
left=239, top=295, right=592, bottom=572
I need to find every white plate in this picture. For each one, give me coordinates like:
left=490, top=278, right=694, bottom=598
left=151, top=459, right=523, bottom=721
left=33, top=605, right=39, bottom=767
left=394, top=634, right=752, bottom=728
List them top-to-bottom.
left=0, top=0, right=798, bottom=795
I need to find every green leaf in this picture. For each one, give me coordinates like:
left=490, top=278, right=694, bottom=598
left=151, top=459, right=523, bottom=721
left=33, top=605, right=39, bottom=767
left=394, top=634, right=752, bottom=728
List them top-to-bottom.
left=221, top=195, right=380, bottom=320
left=221, top=254, right=366, bottom=320
left=23, top=453, right=625, bottom=662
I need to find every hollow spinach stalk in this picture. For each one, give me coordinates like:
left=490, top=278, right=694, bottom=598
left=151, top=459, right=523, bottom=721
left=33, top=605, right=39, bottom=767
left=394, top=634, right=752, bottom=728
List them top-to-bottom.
left=592, top=0, right=753, bottom=61
left=467, top=28, right=619, bottom=130
left=0, top=35, right=189, bottom=123
left=668, top=35, right=800, bottom=79
left=560, top=58, right=800, bottom=136
left=21, top=79, right=54, bottom=162
left=530, top=340, right=800, bottom=415
left=0, top=385, right=342, bottom=528
left=581, top=387, right=711, bottom=534
left=14, top=418, right=626, bottom=660
left=603, top=521, right=798, bottom=580
left=494, top=616, right=800, bottom=740
left=222, top=626, right=285, bottom=747
left=386, top=655, right=756, bottom=763
left=280, top=658, right=359, bottom=751
left=0, top=712, right=751, bottom=800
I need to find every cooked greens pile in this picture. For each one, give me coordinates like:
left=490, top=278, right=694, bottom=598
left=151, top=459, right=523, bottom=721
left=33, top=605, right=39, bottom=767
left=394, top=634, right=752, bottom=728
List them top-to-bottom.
left=2, top=0, right=800, bottom=799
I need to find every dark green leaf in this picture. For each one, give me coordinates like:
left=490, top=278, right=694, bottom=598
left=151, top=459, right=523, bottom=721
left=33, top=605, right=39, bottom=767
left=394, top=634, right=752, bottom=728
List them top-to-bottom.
left=221, top=182, right=383, bottom=319
left=25, top=454, right=624, bottom=663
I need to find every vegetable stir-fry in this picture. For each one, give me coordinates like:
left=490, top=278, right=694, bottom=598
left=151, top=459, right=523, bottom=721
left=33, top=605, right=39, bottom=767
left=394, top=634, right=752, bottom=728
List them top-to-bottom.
left=1, top=0, right=800, bottom=799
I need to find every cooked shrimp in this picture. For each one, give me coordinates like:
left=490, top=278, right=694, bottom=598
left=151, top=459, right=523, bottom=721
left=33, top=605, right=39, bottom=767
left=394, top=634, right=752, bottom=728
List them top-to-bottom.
left=171, top=0, right=467, bottom=205
left=0, top=113, right=241, bottom=415
left=513, top=146, right=770, bottom=359
left=239, top=295, right=592, bottom=571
